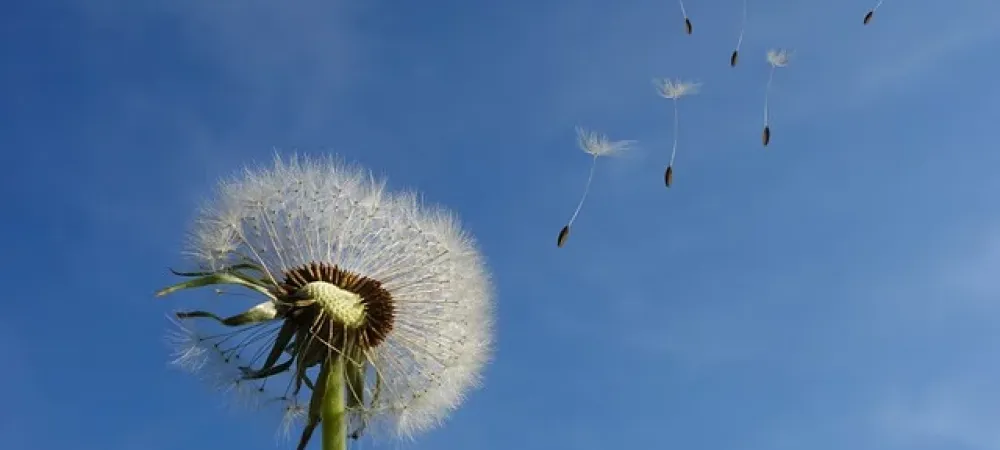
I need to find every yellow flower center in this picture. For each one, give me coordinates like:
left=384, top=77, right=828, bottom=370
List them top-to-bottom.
left=300, top=281, right=366, bottom=328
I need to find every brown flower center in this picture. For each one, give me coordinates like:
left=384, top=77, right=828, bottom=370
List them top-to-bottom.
left=279, top=262, right=395, bottom=350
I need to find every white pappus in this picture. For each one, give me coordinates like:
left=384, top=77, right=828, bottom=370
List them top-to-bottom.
left=557, top=127, right=635, bottom=248
left=158, top=153, right=494, bottom=450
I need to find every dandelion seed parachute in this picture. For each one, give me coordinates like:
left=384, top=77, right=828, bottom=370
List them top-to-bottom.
left=731, top=0, right=747, bottom=66
left=762, top=49, right=789, bottom=148
left=654, top=78, right=701, bottom=187
left=558, top=128, right=634, bottom=248
left=157, top=154, right=494, bottom=450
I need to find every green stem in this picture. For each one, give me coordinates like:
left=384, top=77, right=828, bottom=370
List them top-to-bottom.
left=321, top=354, right=347, bottom=450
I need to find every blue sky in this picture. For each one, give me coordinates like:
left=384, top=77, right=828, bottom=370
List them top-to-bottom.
left=3, top=0, right=1000, bottom=449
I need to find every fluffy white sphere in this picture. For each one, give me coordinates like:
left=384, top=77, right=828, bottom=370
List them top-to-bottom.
left=174, top=154, right=493, bottom=439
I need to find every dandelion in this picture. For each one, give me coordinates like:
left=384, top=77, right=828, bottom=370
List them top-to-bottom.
left=678, top=0, right=693, bottom=34
left=730, top=0, right=748, bottom=66
left=864, top=0, right=884, bottom=25
left=762, top=49, right=790, bottom=147
left=654, top=78, right=701, bottom=187
left=558, top=127, right=634, bottom=247
left=156, top=154, right=494, bottom=450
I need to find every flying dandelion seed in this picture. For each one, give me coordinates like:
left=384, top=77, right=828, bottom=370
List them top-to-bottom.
left=678, top=0, right=693, bottom=34
left=731, top=0, right=748, bottom=66
left=864, top=0, right=884, bottom=25
left=762, top=49, right=790, bottom=147
left=654, top=78, right=701, bottom=187
left=558, top=127, right=634, bottom=248
left=157, top=154, right=494, bottom=450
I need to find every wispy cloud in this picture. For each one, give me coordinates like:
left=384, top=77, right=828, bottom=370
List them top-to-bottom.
left=935, top=228, right=1000, bottom=301
left=0, top=320, right=44, bottom=450
left=873, top=375, right=1000, bottom=450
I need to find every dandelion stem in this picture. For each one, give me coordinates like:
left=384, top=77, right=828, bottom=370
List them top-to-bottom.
left=567, top=155, right=598, bottom=227
left=321, top=354, right=347, bottom=450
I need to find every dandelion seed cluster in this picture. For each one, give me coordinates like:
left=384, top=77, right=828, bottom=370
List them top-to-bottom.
left=556, top=2, right=891, bottom=247
left=159, top=155, right=493, bottom=449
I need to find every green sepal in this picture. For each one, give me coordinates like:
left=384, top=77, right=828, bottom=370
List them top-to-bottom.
left=169, top=263, right=267, bottom=278
left=170, top=263, right=274, bottom=286
left=155, top=272, right=276, bottom=300
left=175, top=301, right=277, bottom=327
left=256, top=320, right=298, bottom=375
left=292, top=335, right=314, bottom=396
left=345, top=347, right=367, bottom=439
left=297, top=355, right=337, bottom=450
left=345, top=356, right=365, bottom=409
left=240, top=358, right=294, bottom=380
left=351, top=367, right=381, bottom=440
left=370, top=370, right=382, bottom=410
left=299, top=371, right=316, bottom=391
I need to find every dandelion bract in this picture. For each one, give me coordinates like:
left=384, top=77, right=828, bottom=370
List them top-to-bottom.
left=762, top=49, right=791, bottom=147
left=654, top=78, right=701, bottom=187
left=557, top=127, right=634, bottom=247
left=157, top=154, right=494, bottom=450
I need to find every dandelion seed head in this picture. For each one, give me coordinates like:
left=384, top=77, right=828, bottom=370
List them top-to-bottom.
left=767, top=49, right=791, bottom=67
left=653, top=78, right=702, bottom=99
left=575, top=127, right=634, bottom=157
left=172, top=153, right=494, bottom=440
